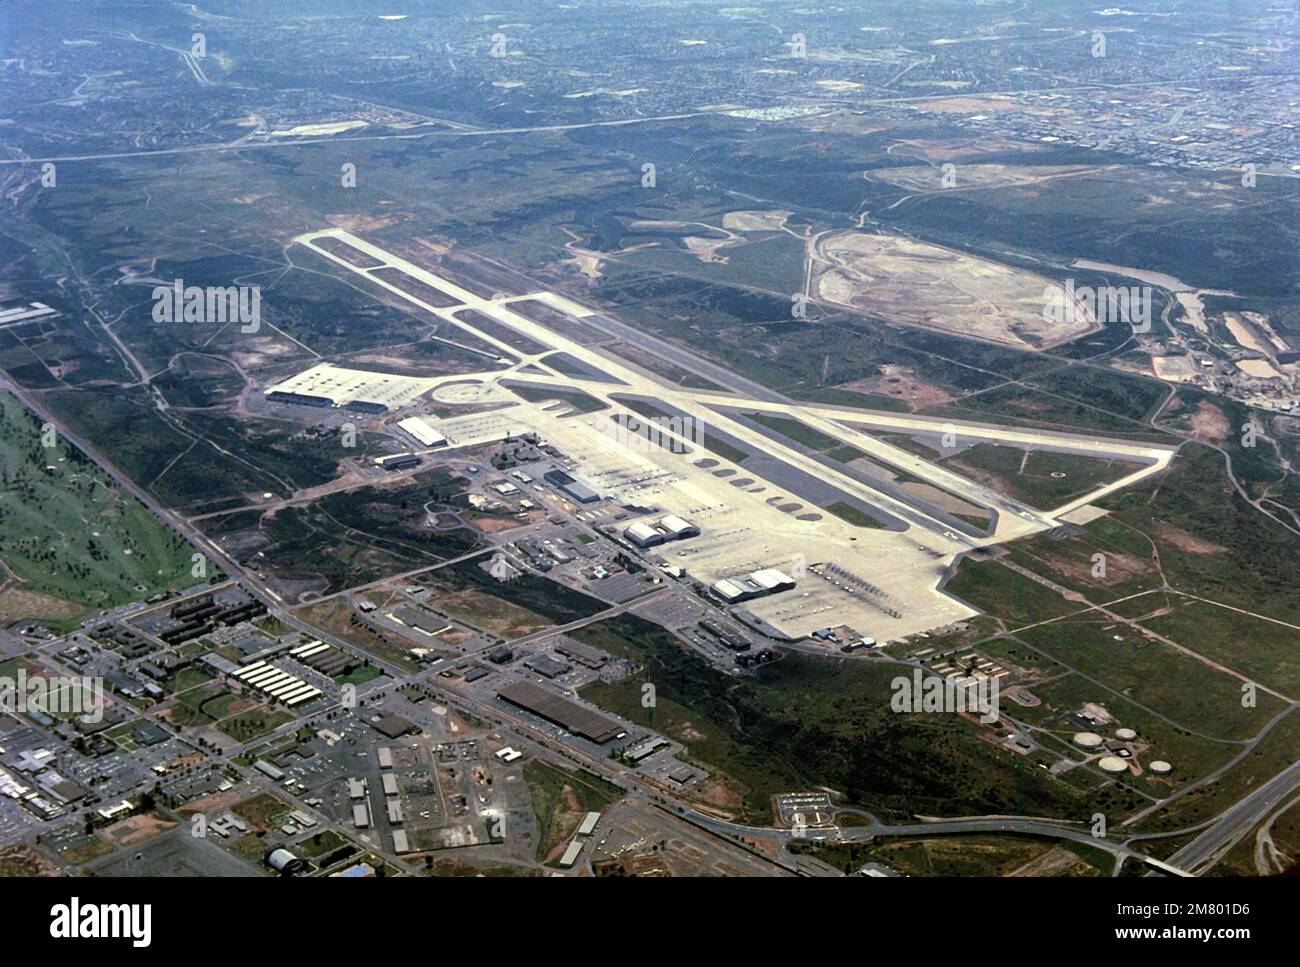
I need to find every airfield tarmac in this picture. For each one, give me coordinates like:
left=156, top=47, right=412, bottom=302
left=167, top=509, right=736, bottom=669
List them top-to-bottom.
left=289, top=228, right=1175, bottom=642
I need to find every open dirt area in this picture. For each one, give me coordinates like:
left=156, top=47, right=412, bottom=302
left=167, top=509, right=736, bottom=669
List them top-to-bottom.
left=866, top=163, right=1094, bottom=193
left=722, top=209, right=792, bottom=232
left=812, top=231, right=1098, bottom=350
left=1152, top=355, right=1198, bottom=382
left=838, top=365, right=954, bottom=410
left=1188, top=400, right=1232, bottom=442
left=1155, top=522, right=1228, bottom=556
left=0, top=586, right=82, bottom=625
left=424, top=587, right=550, bottom=638
left=103, top=812, right=179, bottom=847
left=0, top=844, right=61, bottom=877
left=1007, top=845, right=1097, bottom=877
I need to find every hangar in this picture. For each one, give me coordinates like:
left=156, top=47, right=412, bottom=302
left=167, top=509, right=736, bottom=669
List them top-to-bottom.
left=264, top=362, right=439, bottom=411
left=396, top=416, right=448, bottom=448
left=543, top=468, right=599, bottom=504
left=624, top=514, right=700, bottom=549
left=659, top=515, right=700, bottom=539
left=624, top=522, right=665, bottom=548
left=712, top=568, right=796, bottom=604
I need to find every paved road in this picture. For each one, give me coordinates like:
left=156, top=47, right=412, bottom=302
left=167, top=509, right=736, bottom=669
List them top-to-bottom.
left=1163, top=758, right=1300, bottom=874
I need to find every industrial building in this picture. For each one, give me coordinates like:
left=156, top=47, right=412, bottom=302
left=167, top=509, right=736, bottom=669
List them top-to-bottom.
left=265, top=362, right=437, bottom=412
left=266, top=390, right=332, bottom=409
left=375, top=452, right=422, bottom=471
left=543, top=468, right=599, bottom=504
left=711, top=568, right=796, bottom=604
left=390, top=606, right=449, bottom=637
left=555, top=639, right=609, bottom=669
left=524, top=654, right=572, bottom=679
left=497, top=680, right=624, bottom=743
left=369, top=713, right=416, bottom=739
left=622, top=736, right=668, bottom=762
left=254, top=760, right=285, bottom=782
left=353, top=803, right=371, bottom=829
left=559, top=839, right=585, bottom=868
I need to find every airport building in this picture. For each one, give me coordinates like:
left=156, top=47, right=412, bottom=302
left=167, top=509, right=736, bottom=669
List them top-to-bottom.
left=266, top=390, right=332, bottom=409
left=396, top=415, right=448, bottom=448
left=543, top=468, right=599, bottom=504
left=623, top=514, right=700, bottom=549
left=659, top=515, right=700, bottom=539
left=624, top=522, right=665, bottom=549
left=711, top=568, right=796, bottom=604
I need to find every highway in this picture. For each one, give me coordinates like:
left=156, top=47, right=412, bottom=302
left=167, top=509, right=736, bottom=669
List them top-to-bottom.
left=1160, top=759, right=1300, bottom=875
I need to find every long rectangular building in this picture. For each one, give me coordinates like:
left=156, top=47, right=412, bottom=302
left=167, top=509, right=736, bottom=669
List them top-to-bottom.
left=234, top=661, right=321, bottom=706
left=496, top=680, right=623, bottom=744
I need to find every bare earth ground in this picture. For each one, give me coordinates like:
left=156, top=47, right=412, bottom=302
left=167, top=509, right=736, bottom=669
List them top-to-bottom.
left=812, top=231, right=1098, bottom=350
left=838, top=366, right=955, bottom=410
left=0, top=585, right=82, bottom=625
left=103, top=812, right=179, bottom=847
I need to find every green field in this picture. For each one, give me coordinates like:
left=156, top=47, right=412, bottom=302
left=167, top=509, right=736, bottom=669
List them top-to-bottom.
left=0, top=390, right=197, bottom=630
left=884, top=434, right=1148, bottom=511
left=826, top=501, right=889, bottom=529
left=943, top=558, right=1079, bottom=627
left=1139, top=599, right=1300, bottom=697
left=575, top=613, right=1122, bottom=824
left=1012, top=618, right=1282, bottom=741
left=216, top=707, right=295, bottom=742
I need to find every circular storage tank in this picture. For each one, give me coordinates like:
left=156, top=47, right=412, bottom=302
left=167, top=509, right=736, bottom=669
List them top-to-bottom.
left=1115, top=727, right=1138, bottom=741
left=1073, top=732, right=1104, bottom=749
left=1098, top=756, right=1129, bottom=773
left=1149, top=760, right=1173, bottom=775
